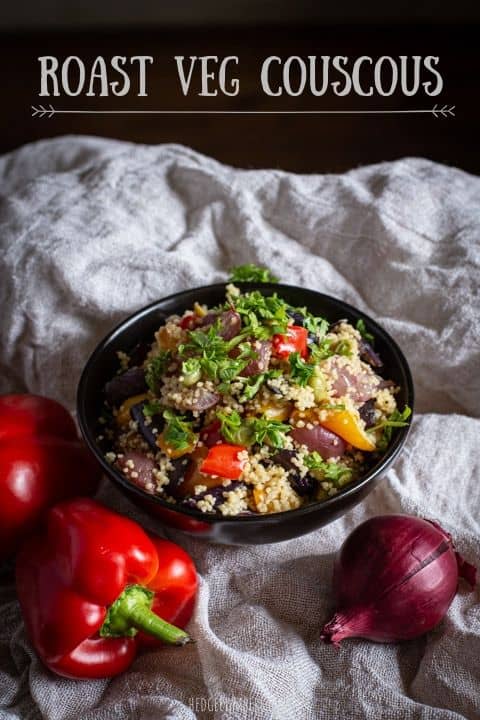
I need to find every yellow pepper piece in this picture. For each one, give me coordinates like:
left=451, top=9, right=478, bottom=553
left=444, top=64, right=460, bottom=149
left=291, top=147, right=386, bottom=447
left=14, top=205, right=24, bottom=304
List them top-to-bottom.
left=116, top=394, right=150, bottom=427
left=255, top=398, right=293, bottom=422
left=321, top=409, right=376, bottom=452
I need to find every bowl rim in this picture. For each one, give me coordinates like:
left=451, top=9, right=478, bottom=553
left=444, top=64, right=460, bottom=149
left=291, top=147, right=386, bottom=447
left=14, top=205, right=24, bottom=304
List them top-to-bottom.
left=77, top=282, right=415, bottom=525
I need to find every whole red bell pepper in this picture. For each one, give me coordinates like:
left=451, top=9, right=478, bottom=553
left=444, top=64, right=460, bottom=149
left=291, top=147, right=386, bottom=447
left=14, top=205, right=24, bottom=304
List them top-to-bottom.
left=0, top=394, right=101, bottom=560
left=16, top=498, right=198, bottom=679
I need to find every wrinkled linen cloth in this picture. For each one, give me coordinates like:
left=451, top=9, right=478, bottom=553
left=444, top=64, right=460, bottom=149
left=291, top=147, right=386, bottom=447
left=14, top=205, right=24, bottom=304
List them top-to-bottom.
left=0, top=137, right=479, bottom=720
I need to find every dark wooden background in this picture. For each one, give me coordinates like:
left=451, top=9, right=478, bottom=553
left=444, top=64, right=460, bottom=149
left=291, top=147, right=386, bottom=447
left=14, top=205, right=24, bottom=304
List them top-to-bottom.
left=0, top=24, right=477, bottom=174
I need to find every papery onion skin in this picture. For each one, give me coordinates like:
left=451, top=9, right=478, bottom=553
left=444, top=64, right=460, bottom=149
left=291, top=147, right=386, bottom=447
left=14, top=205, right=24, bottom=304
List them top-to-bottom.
left=321, top=515, right=477, bottom=645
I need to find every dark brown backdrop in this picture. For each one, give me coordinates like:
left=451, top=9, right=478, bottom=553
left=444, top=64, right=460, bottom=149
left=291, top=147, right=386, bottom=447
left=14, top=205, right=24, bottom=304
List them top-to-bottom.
left=0, top=24, right=477, bottom=174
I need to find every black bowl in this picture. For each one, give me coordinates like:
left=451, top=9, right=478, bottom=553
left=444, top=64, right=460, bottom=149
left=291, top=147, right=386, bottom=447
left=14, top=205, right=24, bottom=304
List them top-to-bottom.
left=77, top=283, right=414, bottom=545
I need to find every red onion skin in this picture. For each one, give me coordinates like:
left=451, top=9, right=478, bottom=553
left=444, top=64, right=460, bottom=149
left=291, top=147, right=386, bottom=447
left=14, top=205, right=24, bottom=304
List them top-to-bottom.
left=321, top=515, right=477, bottom=645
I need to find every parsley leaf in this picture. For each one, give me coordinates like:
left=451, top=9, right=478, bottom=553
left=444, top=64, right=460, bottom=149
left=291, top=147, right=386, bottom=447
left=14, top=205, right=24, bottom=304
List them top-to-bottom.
left=228, top=264, right=279, bottom=283
left=233, top=290, right=289, bottom=337
left=293, top=307, right=329, bottom=339
left=356, top=318, right=375, bottom=344
left=179, top=323, right=248, bottom=384
left=309, top=338, right=335, bottom=361
left=334, top=339, right=352, bottom=357
left=145, top=351, right=171, bottom=392
left=289, top=352, right=315, bottom=386
left=238, top=369, right=281, bottom=402
left=142, top=401, right=163, bottom=417
left=372, top=406, right=412, bottom=451
left=162, top=409, right=197, bottom=451
left=216, top=410, right=252, bottom=445
left=216, top=410, right=291, bottom=448
left=247, top=416, right=291, bottom=448
left=303, top=452, right=353, bottom=486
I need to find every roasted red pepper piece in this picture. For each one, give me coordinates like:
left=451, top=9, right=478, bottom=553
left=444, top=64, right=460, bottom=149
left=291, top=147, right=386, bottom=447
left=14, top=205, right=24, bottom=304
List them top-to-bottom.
left=179, top=313, right=196, bottom=330
left=272, top=325, right=308, bottom=359
left=0, top=394, right=101, bottom=561
left=200, top=443, right=247, bottom=480
left=16, top=498, right=198, bottom=679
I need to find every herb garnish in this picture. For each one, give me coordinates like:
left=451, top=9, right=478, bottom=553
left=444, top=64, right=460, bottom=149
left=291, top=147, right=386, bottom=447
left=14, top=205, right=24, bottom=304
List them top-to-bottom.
left=228, top=263, right=279, bottom=283
left=232, top=290, right=289, bottom=338
left=293, top=308, right=329, bottom=339
left=356, top=318, right=375, bottom=344
left=178, top=323, right=250, bottom=384
left=309, top=338, right=334, bottom=361
left=334, top=339, right=352, bottom=357
left=145, top=351, right=172, bottom=392
left=289, top=352, right=315, bottom=386
left=238, top=369, right=281, bottom=402
left=142, top=401, right=163, bottom=417
left=371, top=406, right=411, bottom=451
left=162, top=410, right=197, bottom=451
left=216, top=410, right=291, bottom=449
left=247, top=417, right=291, bottom=448
left=303, top=452, right=353, bottom=485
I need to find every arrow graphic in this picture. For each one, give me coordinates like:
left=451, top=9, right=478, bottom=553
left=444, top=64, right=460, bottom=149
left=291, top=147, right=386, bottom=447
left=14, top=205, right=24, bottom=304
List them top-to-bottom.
left=31, top=104, right=456, bottom=118
left=31, top=104, right=55, bottom=118
left=432, top=104, right=455, bottom=118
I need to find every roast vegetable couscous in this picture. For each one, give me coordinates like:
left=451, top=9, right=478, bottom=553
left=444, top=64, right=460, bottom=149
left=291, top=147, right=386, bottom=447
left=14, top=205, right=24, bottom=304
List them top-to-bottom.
left=100, top=273, right=410, bottom=517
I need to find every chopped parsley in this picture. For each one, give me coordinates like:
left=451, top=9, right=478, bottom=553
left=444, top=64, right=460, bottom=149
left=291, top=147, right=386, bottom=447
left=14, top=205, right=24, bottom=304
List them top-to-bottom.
left=228, top=263, right=279, bottom=283
left=232, top=290, right=289, bottom=338
left=293, top=308, right=329, bottom=339
left=356, top=318, right=375, bottom=344
left=178, top=323, right=249, bottom=384
left=309, top=338, right=334, bottom=361
left=334, top=339, right=352, bottom=357
left=145, top=351, right=171, bottom=392
left=289, top=352, right=315, bottom=386
left=238, top=369, right=281, bottom=402
left=142, top=401, right=163, bottom=417
left=372, top=406, right=412, bottom=451
left=162, top=410, right=197, bottom=451
left=216, top=410, right=291, bottom=448
left=216, top=410, right=251, bottom=445
left=247, top=416, right=291, bottom=448
left=303, top=452, right=353, bottom=486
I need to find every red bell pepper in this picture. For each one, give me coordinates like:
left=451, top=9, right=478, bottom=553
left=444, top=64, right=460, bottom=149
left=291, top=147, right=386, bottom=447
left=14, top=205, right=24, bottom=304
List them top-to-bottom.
left=179, top=313, right=196, bottom=330
left=272, top=325, right=308, bottom=359
left=0, top=394, right=101, bottom=560
left=200, top=443, right=247, bottom=480
left=16, top=498, right=198, bottom=679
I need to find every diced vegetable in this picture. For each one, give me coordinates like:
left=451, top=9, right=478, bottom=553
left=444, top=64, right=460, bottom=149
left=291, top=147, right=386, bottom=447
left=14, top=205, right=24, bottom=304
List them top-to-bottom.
left=272, top=325, right=308, bottom=359
left=240, top=341, right=272, bottom=377
left=327, top=357, right=379, bottom=403
left=181, top=359, right=202, bottom=386
left=309, top=365, right=330, bottom=402
left=105, top=368, right=147, bottom=407
left=116, top=394, right=149, bottom=427
left=129, top=401, right=164, bottom=452
left=321, top=409, right=376, bottom=452
left=291, top=424, right=347, bottom=459
left=200, top=443, right=247, bottom=479
left=116, top=451, right=155, bottom=491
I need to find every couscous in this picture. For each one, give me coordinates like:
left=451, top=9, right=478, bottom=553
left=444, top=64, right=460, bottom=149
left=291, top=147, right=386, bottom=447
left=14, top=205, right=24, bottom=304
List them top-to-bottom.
left=100, top=281, right=410, bottom=517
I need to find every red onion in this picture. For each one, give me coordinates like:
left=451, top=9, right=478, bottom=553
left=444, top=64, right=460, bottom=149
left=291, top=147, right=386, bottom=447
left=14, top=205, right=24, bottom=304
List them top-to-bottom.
left=321, top=515, right=477, bottom=645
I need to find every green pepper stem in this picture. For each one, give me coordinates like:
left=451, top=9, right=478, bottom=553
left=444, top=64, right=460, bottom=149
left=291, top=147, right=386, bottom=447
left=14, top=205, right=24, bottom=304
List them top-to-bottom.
left=100, top=585, right=193, bottom=646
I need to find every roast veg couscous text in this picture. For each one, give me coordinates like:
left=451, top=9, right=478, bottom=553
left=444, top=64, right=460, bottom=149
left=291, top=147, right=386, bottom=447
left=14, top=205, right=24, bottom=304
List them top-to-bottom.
left=99, top=280, right=410, bottom=517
